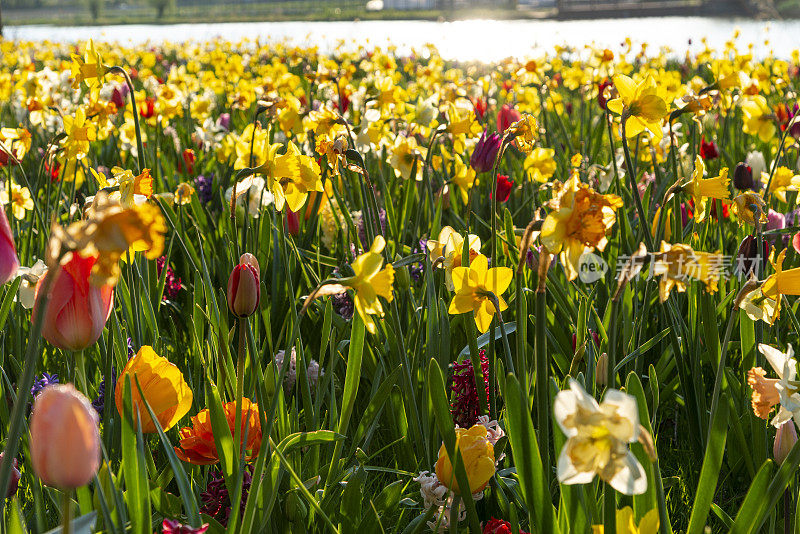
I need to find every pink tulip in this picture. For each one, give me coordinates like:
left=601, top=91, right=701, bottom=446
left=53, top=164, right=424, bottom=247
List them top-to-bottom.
left=497, top=104, right=521, bottom=134
left=0, top=208, right=19, bottom=285
left=34, top=253, right=114, bottom=351
left=227, top=253, right=260, bottom=317
left=30, top=384, right=100, bottom=489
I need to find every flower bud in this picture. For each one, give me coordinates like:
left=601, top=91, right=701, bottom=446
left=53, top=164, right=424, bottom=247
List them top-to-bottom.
left=496, top=104, right=521, bottom=134
left=470, top=130, right=502, bottom=173
left=699, top=137, right=719, bottom=160
left=746, top=151, right=766, bottom=181
left=733, top=163, right=755, bottom=191
left=492, top=174, right=514, bottom=203
left=0, top=207, right=20, bottom=285
left=284, top=208, right=300, bottom=236
left=766, top=209, right=786, bottom=233
left=735, top=235, right=770, bottom=278
left=34, top=253, right=114, bottom=351
left=227, top=253, right=260, bottom=317
left=595, top=352, right=609, bottom=387
left=30, top=384, right=100, bottom=489
left=774, top=421, right=798, bottom=464
left=0, top=453, right=20, bottom=498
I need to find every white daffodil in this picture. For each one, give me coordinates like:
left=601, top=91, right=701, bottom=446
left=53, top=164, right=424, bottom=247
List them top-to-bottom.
left=426, top=226, right=481, bottom=292
left=757, top=344, right=800, bottom=428
left=554, top=379, right=648, bottom=495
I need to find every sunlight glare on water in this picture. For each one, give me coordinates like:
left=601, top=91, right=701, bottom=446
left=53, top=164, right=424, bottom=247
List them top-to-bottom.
left=8, top=17, right=800, bottom=61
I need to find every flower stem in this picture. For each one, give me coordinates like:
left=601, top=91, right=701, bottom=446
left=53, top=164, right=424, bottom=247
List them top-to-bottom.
left=109, top=66, right=146, bottom=172
left=620, top=117, right=654, bottom=251
left=535, top=286, right=550, bottom=490
left=233, top=316, right=247, bottom=465
left=603, top=483, right=616, bottom=534
left=62, top=490, right=72, bottom=534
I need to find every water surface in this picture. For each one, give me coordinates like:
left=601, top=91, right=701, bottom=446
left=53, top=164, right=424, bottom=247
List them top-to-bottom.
left=7, top=17, right=797, bottom=61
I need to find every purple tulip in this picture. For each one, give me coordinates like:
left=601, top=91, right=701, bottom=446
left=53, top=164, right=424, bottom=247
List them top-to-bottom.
left=470, top=130, right=502, bottom=173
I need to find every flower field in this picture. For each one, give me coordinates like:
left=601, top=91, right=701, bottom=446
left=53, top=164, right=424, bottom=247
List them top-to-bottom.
left=2, top=33, right=800, bottom=533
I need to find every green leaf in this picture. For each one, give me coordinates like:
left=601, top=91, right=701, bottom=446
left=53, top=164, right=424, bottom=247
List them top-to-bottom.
left=687, top=398, right=728, bottom=534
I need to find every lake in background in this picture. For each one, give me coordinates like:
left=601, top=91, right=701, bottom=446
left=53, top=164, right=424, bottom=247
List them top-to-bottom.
left=6, top=17, right=798, bottom=61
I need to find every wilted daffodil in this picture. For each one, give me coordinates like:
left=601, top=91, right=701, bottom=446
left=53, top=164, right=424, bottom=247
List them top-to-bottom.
left=606, top=73, right=668, bottom=140
left=506, top=114, right=538, bottom=154
left=316, top=134, right=349, bottom=176
left=682, top=156, right=730, bottom=223
left=107, top=167, right=154, bottom=207
left=540, top=172, right=623, bottom=281
left=731, top=191, right=768, bottom=226
left=427, top=226, right=481, bottom=291
left=341, top=236, right=395, bottom=335
left=652, top=241, right=723, bottom=302
left=448, top=254, right=512, bottom=333
left=747, top=344, right=800, bottom=427
left=114, top=346, right=193, bottom=433
left=554, top=379, right=650, bottom=495
left=435, top=424, right=495, bottom=495
left=592, top=507, right=659, bottom=534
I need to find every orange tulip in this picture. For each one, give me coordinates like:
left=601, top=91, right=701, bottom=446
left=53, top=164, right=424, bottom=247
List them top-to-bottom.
left=34, top=252, right=113, bottom=351
left=114, top=346, right=193, bottom=433
left=30, top=384, right=100, bottom=489
left=174, top=398, right=262, bottom=465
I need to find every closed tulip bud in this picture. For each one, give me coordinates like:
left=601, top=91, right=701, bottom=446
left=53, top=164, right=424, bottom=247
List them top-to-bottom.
left=496, top=104, right=521, bottom=134
left=470, top=130, right=503, bottom=174
left=733, top=163, right=755, bottom=191
left=0, top=208, right=20, bottom=285
left=284, top=208, right=300, bottom=236
left=766, top=209, right=786, bottom=233
left=736, top=235, right=770, bottom=278
left=34, top=253, right=114, bottom=351
left=227, top=253, right=260, bottom=317
left=114, top=346, right=193, bottom=433
left=596, top=352, right=609, bottom=387
left=30, top=384, right=100, bottom=489
left=774, top=421, right=797, bottom=464
left=435, top=424, right=495, bottom=495
left=0, top=453, right=20, bottom=498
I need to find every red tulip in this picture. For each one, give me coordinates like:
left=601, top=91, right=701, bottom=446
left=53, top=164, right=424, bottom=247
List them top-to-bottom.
left=497, top=104, right=521, bottom=134
left=699, top=137, right=719, bottom=160
left=491, top=174, right=514, bottom=203
left=0, top=208, right=19, bottom=285
left=285, top=208, right=300, bottom=236
left=34, top=253, right=114, bottom=351
left=227, top=253, right=260, bottom=317
left=30, top=384, right=100, bottom=489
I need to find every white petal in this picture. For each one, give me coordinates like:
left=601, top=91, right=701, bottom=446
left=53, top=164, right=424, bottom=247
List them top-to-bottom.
left=759, top=344, right=791, bottom=379
left=602, top=389, right=640, bottom=441
left=771, top=406, right=794, bottom=428
left=556, top=445, right=596, bottom=485
left=608, top=451, right=648, bottom=495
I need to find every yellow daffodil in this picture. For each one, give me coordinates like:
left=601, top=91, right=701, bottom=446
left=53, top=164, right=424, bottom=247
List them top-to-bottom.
left=70, top=39, right=107, bottom=91
left=607, top=73, right=668, bottom=140
left=741, top=95, right=776, bottom=142
left=444, top=102, right=481, bottom=153
left=62, top=107, right=97, bottom=160
left=0, top=127, right=32, bottom=162
left=389, top=134, right=426, bottom=181
left=524, top=147, right=557, bottom=182
left=450, top=154, right=477, bottom=204
left=683, top=156, right=730, bottom=223
left=762, top=166, right=800, bottom=203
left=111, top=167, right=154, bottom=207
left=540, top=173, right=623, bottom=281
left=1, top=182, right=34, bottom=220
left=174, top=183, right=195, bottom=205
left=731, top=191, right=768, bottom=226
left=427, top=226, right=481, bottom=291
left=343, top=236, right=395, bottom=335
left=652, top=241, right=723, bottom=302
left=448, top=254, right=512, bottom=333
left=114, top=346, right=193, bottom=433
left=554, top=379, right=649, bottom=495
left=435, top=424, right=495, bottom=495
left=592, top=507, right=659, bottom=534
